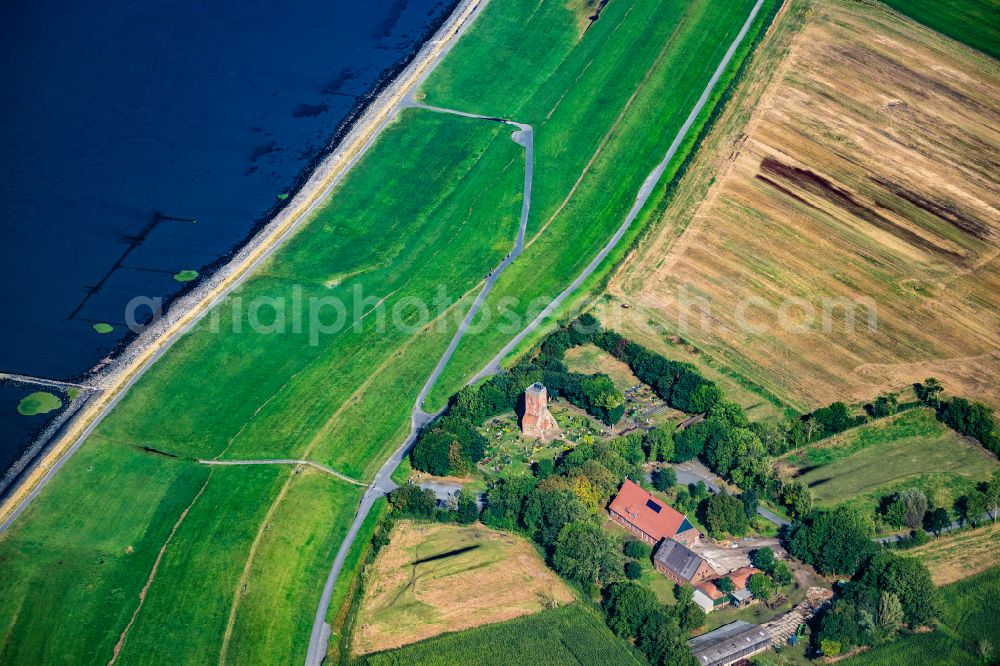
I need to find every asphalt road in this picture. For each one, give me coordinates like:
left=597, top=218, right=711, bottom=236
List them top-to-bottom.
left=305, top=0, right=769, bottom=660
left=304, top=55, right=535, bottom=666
left=662, top=461, right=791, bottom=528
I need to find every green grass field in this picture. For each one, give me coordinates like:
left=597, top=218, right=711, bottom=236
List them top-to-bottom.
left=423, top=0, right=780, bottom=409
left=881, top=0, right=1000, bottom=60
left=0, top=1, right=781, bottom=661
left=0, top=110, right=517, bottom=663
left=784, top=409, right=999, bottom=511
left=845, top=566, right=1000, bottom=666
left=360, top=603, right=642, bottom=666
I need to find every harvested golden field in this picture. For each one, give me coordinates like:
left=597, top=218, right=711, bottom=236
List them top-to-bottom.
left=608, top=0, right=1000, bottom=412
left=564, top=343, right=643, bottom=391
left=352, top=521, right=573, bottom=655
left=903, top=522, right=1000, bottom=586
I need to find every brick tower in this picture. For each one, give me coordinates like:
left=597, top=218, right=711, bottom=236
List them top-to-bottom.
left=521, top=383, right=560, bottom=441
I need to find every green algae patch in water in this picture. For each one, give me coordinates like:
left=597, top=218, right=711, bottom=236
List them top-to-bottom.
left=174, top=269, right=199, bottom=282
left=17, top=391, right=63, bottom=416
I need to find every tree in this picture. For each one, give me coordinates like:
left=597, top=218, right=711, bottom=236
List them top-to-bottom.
left=580, top=374, right=625, bottom=425
left=914, top=377, right=943, bottom=407
left=867, top=394, right=898, bottom=419
left=811, top=402, right=856, bottom=436
left=673, top=419, right=726, bottom=462
left=752, top=420, right=790, bottom=456
left=644, top=428, right=675, bottom=462
left=410, top=431, right=453, bottom=476
left=611, top=432, right=646, bottom=465
left=534, top=458, right=555, bottom=479
left=652, top=467, right=676, bottom=492
left=481, top=476, right=536, bottom=531
left=986, top=476, right=1000, bottom=523
left=782, top=480, right=813, bottom=518
left=534, top=484, right=590, bottom=550
left=387, top=485, right=436, bottom=517
left=740, top=488, right=760, bottom=520
left=898, top=488, right=929, bottom=531
left=958, top=490, right=988, bottom=526
left=456, top=491, right=479, bottom=524
left=703, top=492, right=749, bottom=538
left=788, top=506, right=876, bottom=576
left=925, top=507, right=951, bottom=536
left=553, top=521, right=622, bottom=590
left=624, top=540, right=653, bottom=560
left=751, top=547, right=776, bottom=574
left=859, top=552, right=939, bottom=626
left=772, top=560, right=794, bottom=587
left=624, top=561, right=642, bottom=580
left=748, top=573, right=774, bottom=601
left=715, top=576, right=735, bottom=593
left=602, top=582, right=659, bottom=637
left=675, top=585, right=706, bottom=633
left=876, top=592, right=903, bottom=634
left=635, top=609, right=696, bottom=666
left=820, top=639, right=842, bottom=657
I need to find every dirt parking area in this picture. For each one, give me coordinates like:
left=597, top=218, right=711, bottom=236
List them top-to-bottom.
left=692, top=536, right=784, bottom=574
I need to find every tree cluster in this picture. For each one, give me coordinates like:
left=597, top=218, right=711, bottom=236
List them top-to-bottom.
left=566, top=314, right=723, bottom=415
left=916, top=378, right=1000, bottom=456
left=410, top=415, right=488, bottom=476
left=478, top=440, right=643, bottom=591
left=386, top=485, right=479, bottom=524
left=787, top=506, right=876, bottom=576
left=750, top=546, right=793, bottom=587
left=816, top=552, right=939, bottom=654
left=602, top=583, right=700, bottom=666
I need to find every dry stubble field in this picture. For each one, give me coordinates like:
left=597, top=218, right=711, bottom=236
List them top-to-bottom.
left=609, top=0, right=1000, bottom=413
left=353, top=521, right=573, bottom=655
left=903, top=521, right=1000, bottom=586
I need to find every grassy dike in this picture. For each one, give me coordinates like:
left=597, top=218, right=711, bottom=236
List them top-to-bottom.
left=0, top=1, right=782, bottom=662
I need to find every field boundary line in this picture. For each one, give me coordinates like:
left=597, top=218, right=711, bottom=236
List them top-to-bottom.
left=526, top=1, right=693, bottom=247
left=198, top=459, right=365, bottom=487
left=217, top=468, right=299, bottom=664
left=109, top=471, right=214, bottom=665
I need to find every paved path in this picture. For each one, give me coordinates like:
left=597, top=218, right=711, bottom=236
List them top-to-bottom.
left=305, top=0, right=769, bottom=661
left=467, top=0, right=769, bottom=386
left=304, top=20, right=534, bottom=666
left=304, top=110, right=533, bottom=666
left=197, top=459, right=366, bottom=487
left=668, top=460, right=791, bottom=528
left=874, top=515, right=992, bottom=543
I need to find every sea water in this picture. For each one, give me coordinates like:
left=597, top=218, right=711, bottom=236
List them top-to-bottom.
left=0, top=0, right=455, bottom=487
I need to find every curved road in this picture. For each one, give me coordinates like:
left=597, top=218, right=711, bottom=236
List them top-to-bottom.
left=305, top=0, right=768, bottom=661
left=304, top=103, right=534, bottom=665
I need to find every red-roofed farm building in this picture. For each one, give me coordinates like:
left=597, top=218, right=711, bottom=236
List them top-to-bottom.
left=607, top=479, right=699, bottom=546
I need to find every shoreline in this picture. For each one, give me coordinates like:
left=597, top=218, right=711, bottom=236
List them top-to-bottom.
left=0, top=0, right=484, bottom=530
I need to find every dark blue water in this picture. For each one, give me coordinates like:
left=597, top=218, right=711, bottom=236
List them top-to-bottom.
left=0, top=0, right=454, bottom=481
